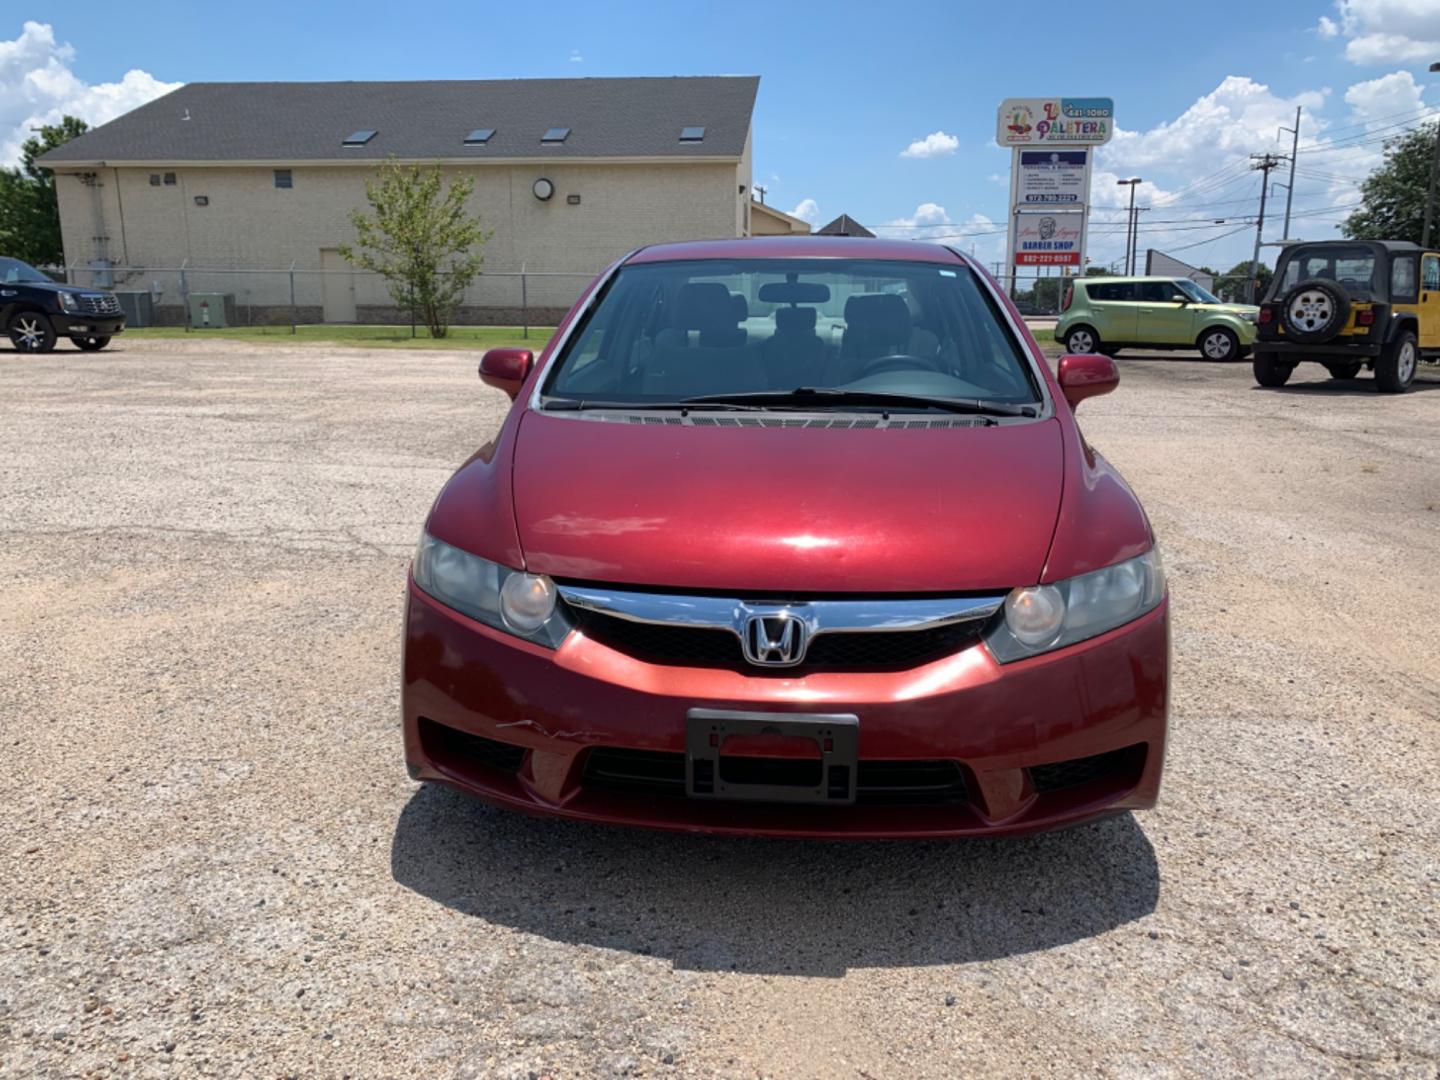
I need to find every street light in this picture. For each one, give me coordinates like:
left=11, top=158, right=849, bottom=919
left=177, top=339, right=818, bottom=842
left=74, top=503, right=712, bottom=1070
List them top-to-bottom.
left=1425, top=62, right=1440, bottom=248
left=1117, top=178, right=1142, bottom=274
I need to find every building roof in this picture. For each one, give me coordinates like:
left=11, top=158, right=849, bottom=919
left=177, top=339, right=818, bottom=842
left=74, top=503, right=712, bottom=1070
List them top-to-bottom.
left=39, top=76, right=760, bottom=166
left=750, top=201, right=813, bottom=233
left=816, top=214, right=874, bottom=238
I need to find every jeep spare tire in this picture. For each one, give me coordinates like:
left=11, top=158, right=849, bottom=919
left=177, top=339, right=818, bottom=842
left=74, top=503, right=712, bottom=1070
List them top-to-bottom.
left=1280, top=278, right=1351, bottom=343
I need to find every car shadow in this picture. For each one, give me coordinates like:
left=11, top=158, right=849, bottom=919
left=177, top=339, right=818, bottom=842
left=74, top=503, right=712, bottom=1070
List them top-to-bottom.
left=1259, top=375, right=1440, bottom=396
left=390, top=784, right=1160, bottom=977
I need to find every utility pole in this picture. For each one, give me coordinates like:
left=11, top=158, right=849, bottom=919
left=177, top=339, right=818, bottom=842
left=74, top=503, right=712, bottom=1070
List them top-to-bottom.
left=1424, top=62, right=1440, bottom=247
left=1278, top=106, right=1301, bottom=240
left=1248, top=154, right=1283, bottom=302
left=1116, top=178, right=1141, bottom=274
left=753, top=183, right=767, bottom=205
left=1131, top=208, right=1150, bottom=277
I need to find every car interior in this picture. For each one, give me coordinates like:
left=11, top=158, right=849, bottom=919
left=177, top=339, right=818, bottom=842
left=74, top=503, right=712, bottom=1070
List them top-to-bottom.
left=549, top=261, right=1040, bottom=404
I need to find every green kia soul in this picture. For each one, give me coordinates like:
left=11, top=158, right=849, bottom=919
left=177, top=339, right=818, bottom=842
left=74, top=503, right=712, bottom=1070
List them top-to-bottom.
left=1056, top=276, right=1259, bottom=361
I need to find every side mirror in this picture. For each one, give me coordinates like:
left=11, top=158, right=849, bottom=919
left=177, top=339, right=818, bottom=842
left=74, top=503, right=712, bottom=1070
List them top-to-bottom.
left=1173, top=294, right=1189, bottom=305
left=478, top=348, right=534, bottom=400
left=1057, top=353, right=1119, bottom=411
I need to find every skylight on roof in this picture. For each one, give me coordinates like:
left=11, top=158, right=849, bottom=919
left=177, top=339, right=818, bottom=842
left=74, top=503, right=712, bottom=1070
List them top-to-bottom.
left=679, top=126, right=706, bottom=142
left=541, top=127, right=570, bottom=144
left=464, top=128, right=496, bottom=145
left=342, top=130, right=377, bottom=147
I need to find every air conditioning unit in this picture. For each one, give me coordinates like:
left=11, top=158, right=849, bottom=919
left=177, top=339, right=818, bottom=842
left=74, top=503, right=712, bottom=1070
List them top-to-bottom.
left=115, top=291, right=154, bottom=327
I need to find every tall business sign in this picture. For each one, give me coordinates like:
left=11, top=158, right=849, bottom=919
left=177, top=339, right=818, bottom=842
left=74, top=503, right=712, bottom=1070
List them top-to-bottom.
left=997, top=98, right=1113, bottom=286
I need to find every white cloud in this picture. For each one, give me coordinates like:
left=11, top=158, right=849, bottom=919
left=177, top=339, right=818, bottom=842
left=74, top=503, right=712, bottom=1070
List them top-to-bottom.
left=1318, top=0, right=1440, bottom=64
left=0, top=21, right=179, bottom=165
left=568, top=49, right=584, bottom=63
left=1344, top=68, right=1425, bottom=116
left=1081, top=70, right=1435, bottom=268
left=1101, top=76, right=1328, bottom=175
left=900, top=131, right=959, bottom=159
left=789, top=198, right=820, bottom=224
left=872, top=203, right=1006, bottom=262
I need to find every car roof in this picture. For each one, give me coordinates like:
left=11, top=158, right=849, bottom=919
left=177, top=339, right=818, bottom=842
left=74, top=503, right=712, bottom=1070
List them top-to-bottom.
left=625, top=236, right=965, bottom=265
left=1278, top=239, right=1420, bottom=254
left=1079, top=275, right=1186, bottom=283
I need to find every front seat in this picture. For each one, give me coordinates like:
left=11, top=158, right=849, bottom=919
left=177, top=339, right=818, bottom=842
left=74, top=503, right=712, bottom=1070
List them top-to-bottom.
left=642, top=282, right=760, bottom=396
left=832, top=294, right=938, bottom=382
left=761, top=306, right=826, bottom=388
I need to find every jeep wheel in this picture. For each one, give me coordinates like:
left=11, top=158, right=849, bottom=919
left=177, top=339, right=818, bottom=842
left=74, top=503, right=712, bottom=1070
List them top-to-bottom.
left=1280, top=278, right=1351, bottom=343
left=8, top=311, right=57, bottom=353
left=1064, top=326, right=1100, bottom=354
left=1199, top=326, right=1241, bottom=361
left=1375, top=331, right=1417, bottom=394
left=72, top=336, right=111, bottom=352
left=1253, top=352, right=1296, bottom=388
left=1325, top=361, right=1363, bottom=380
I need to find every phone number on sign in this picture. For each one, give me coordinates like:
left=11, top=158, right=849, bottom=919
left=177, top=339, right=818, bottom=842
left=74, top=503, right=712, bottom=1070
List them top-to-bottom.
left=1016, top=252, right=1081, bottom=266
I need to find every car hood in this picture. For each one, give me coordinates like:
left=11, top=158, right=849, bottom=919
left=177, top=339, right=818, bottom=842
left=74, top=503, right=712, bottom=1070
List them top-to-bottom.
left=9, top=281, right=104, bottom=299
left=1197, top=302, right=1258, bottom=316
left=510, top=411, right=1065, bottom=593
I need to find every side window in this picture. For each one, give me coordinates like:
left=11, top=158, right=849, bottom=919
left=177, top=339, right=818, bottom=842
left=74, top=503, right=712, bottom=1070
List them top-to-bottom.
left=1423, top=255, right=1440, bottom=292
left=1391, top=256, right=1418, bottom=301
left=1088, top=282, right=1135, bottom=302
left=1137, top=282, right=1175, bottom=302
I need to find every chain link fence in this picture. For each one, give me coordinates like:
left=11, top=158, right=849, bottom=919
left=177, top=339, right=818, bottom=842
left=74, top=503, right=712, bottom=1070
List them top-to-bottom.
left=51, top=263, right=597, bottom=332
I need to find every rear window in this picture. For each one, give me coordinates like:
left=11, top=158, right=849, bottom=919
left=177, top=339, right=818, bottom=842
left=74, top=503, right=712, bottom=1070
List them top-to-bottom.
left=1276, top=246, right=1380, bottom=299
left=544, top=258, right=1041, bottom=406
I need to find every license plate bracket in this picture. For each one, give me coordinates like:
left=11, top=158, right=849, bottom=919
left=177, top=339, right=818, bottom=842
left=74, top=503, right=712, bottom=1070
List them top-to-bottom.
left=685, top=708, right=859, bottom=805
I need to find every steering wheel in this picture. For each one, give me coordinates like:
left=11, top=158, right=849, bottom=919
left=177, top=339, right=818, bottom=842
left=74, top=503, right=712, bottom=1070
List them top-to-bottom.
left=854, top=353, right=935, bottom=378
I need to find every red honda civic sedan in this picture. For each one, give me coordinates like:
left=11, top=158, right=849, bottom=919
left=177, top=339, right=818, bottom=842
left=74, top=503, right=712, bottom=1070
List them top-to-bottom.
left=402, top=237, right=1168, bottom=838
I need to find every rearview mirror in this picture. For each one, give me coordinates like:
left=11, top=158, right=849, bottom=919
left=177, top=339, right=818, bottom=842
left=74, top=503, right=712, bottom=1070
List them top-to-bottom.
left=478, top=348, right=534, bottom=400
left=1056, top=353, right=1119, bottom=411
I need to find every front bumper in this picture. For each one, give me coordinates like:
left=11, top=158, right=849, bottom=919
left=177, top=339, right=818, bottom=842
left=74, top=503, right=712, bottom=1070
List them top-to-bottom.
left=59, top=316, right=126, bottom=337
left=402, top=582, right=1170, bottom=838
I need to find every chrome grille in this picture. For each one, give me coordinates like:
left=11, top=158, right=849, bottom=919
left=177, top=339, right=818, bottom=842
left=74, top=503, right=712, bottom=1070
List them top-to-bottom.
left=77, top=294, right=121, bottom=316
left=558, top=586, right=1004, bottom=673
left=571, top=608, right=985, bottom=672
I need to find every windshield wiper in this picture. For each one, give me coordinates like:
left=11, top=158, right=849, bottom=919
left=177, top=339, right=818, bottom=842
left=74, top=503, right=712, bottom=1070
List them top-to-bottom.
left=681, top=387, right=1037, bottom=418
left=541, top=397, right=763, bottom=412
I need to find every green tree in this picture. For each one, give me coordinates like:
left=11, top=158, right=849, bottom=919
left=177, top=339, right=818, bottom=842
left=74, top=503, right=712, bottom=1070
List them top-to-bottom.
left=0, top=115, right=88, bottom=266
left=1342, top=121, right=1436, bottom=243
left=339, top=160, right=490, bottom=337
left=1221, top=259, right=1270, bottom=301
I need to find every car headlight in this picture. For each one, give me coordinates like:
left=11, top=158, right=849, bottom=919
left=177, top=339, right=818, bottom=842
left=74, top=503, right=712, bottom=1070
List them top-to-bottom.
left=59, top=292, right=80, bottom=312
left=1238, top=310, right=1259, bottom=324
left=411, top=531, right=569, bottom=646
left=985, top=547, right=1165, bottom=663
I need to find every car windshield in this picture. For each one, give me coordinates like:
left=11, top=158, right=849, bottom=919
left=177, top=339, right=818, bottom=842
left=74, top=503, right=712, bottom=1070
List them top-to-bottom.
left=1275, top=246, right=1379, bottom=299
left=0, top=257, right=53, bottom=284
left=543, top=258, right=1042, bottom=409
left=1175, top=279, right=1222, bottom=304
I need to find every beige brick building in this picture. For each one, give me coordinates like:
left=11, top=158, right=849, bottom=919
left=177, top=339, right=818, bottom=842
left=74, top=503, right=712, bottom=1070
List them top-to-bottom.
left=40, top=77, right=772, bottom=324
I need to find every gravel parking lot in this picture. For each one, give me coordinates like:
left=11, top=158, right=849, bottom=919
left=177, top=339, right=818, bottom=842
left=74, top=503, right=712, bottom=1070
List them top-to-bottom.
left=2, top=338, right=1437, bottom=1078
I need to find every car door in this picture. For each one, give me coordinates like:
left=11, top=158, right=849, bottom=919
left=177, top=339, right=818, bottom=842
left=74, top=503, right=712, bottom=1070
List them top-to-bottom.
left=1419, top=254, right=1440, bottom=349
left=1085, top=281, right=1139, bottom=343
left=1135, top=281, right=1191, bottom=344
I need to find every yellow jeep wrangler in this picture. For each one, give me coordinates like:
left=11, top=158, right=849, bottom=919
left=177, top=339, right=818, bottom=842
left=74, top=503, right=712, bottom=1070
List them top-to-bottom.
left=1254, top=239, right=1437, bottom=394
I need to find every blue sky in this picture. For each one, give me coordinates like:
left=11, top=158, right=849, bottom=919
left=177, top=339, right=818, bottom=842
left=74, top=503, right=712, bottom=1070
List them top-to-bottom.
left=7, top=1, right=1440, bottom=272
